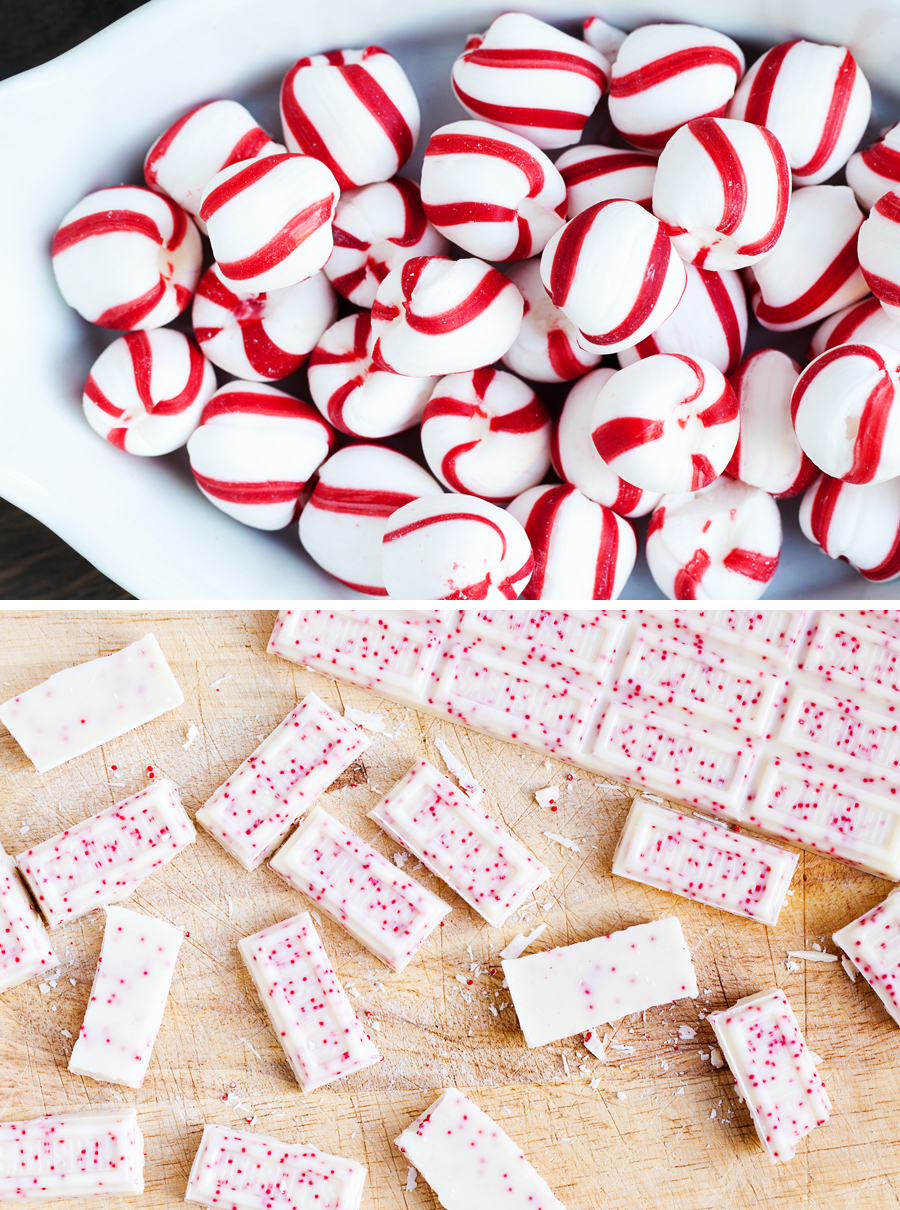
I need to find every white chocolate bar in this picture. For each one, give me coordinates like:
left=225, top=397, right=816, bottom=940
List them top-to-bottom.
left=268, top=609, right=900, bottom=882
left=0, top=634, right=183, bottom=773
left=196, top=691, right=371, bottom=871
left=368, top=759, right=549, bottom=927
left=16, top=779, right=195, bottom=928
left=612, top=796, right=797, bottom=926
left=269, top=805, right=450, bottom=971
left=0, top=843, right=58, bottom=993
left=833, top=888, right=900, bottom=1026
left=68, top=905, right=183, bottom=1088
left=238, top=909, right=381, bottom=1092
left=503, top=917, right=697, bottom=1047
left=709, top=988, right=831, bottom=1164
left=394, top=1087, right=564, bottom=1210
left=0, top=1107, right=144, bottom=1200
left=185, top=1123, right=366, bottom=1210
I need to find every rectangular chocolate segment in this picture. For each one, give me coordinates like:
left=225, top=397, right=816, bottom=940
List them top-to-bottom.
left=0, top=634, right=183, bottom=772
left=196, top=691, right=371, bottom=872
left=369, top=759, right=548, bottom=927
left=16, top=780, right=195, bottom=928
left=612, top=797, right=797, bottom=925
left=269, top=805, right=450, bottom=971
left=0, top=843, right=58, bottom=993
left=833, top=888, right=900, bottom=1026
left=68, top=905, right=183, bottom=1089
left=238, top=910, right=381, bottom=1092
left=503, top=917, right=697, bottom=1047
left=709, top=988, right=831, bottom=1164
left=395, top=1087, right=564, bottom=1210
left=0, top=1108, right=144, bottom=1200
left=185, top=1123, right=366, bottom=1210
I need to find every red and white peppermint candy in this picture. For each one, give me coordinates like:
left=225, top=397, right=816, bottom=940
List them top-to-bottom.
left=450, top=12, right=608, bottom=151
left=582, top=16, right=627, bottom=65
left=608, top=23, right=744, bottom=152
left=728, top=40, right=871, bottom=186
left=280, top=46, right=420, bottom=190
left=143, top=99, right=283, bottom=230
left=651, top=116, right=790, bottom=271
left=419, top=120, right=566, bottom=261
left=846, top=122, right=900, bottom=212
left=555, top=144, right=657, bottom=219
left=199, top=153, right=339, bottom=293
left=324, top=177, right=448, bottom=307
left=749, top=184, right=868, bottom=332
left=52, top=185, right=201, bottom=330
left=858, top=192, right=900, bottom=323
left=540, top=199, right=686, bottom=354
left=369, top=255, right=524, bottom=378
left=500, top=257, right=601, bottom=383
left=617, top=262, right=747, bottom=377
left=192, top=263, right=337, bottom=382
left=809, top=296, right=900, bottom=360
left=307, top=311, right=437, bottom=438
left=82, top=329, right=216, bottom=456
left=791, top=342, right=900, bottom=486
left=723, top=349, right=815, bottom=498
left=591, top=353, right=739, bottom=494
left=420, top=366, right=551, bottom=504
left=553, top=368, right=661, bottom=518
left=186, top=381, right=335, bottom=530
left=298, top=444, right=444, bottom=596
left=800, top=473, right=900, bottom=582
left=647, top=478, right=782, bottom=600
left=507, top=483, right=636, bottom=600
left=382, top=495, right=533, bottom=600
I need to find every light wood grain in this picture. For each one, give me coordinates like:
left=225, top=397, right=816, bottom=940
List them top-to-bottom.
left=1, top=610, right=898, bottom=1210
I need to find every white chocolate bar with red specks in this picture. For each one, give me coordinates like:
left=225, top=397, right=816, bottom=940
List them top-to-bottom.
left=268, top=609, right=900, bottom=881
left=0, top=634, right=183, bottom=772
left=196, top=690, right=371, bottom=871
left=368, top=759, right=549, bottom=927
left=15, top=780, right=194, bottom=928
left=612, top=796, right=798, bottom=925
left=269, top=805, right=450, bottom=971
left=0, top=843, right=58, bottom=993
left=833, top=888, right=900, bottom=1027
left=68, top=905, right=183, bottom=1089
left=238, top=909, right=381, bottom=1092
left=503, top=916, right=698, bottom=1047
left=709, top=988, right=831, bottom=1163
left=394, top=1087, right=564, bottom=1210
left=0, top=1108, right=144, bottom=1200
left=185, top=1123, right=366, bottom=1210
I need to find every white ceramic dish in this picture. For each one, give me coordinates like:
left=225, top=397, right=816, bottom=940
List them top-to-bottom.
left=4, top=0, right=900, bottom=600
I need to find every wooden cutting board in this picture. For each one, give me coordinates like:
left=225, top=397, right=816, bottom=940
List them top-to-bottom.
left=1, top=610, right=898, bottom=1210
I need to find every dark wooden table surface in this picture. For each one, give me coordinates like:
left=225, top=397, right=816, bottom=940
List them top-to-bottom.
left=3, top=1, right=149, bottom=599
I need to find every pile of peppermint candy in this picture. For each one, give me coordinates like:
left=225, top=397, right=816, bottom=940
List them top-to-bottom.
left=50, top=12, right=900, bottom=600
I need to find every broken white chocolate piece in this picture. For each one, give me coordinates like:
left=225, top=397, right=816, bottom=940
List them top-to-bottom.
left=0, top=635, right=183, bottom=773
left=196, top=691, right=371, bottom=871
left=368, top=760, right=549, bottom=928
left=16, top=780, right=194, bottom=928
left=612, top=796, right=797, bottom=925
left=269, top=804, right=450, bottom=971
left=0, top=843, right=58, bottom=993
left=833, top=888, right=900, bottom=1025
left=68, top=905, right=183, bottom=1089
left=238, top=909, right=381, bottom=1091
left=503, top=917, right=697, bottom=1047
left=499, top=923, right=548, bottom=961
left=709, top=987, right=830, bottom=1163
left=394, top=1087, right=564, bottom=1210
left=0, top=1107, right=144, bottom=1200
left=185, top=1123, right=366, bottom=1210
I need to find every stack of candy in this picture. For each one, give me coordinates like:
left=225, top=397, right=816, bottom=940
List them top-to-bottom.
left=51, top=10, right=900, bottom=599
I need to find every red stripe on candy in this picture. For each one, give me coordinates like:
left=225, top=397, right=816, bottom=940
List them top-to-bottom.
left=742, top=41, right=796, bottom=127
left=462, top=46, right=605, bottom=87
left=610, top=46, right=742, bottom=97
left=793, top=49, right=857, bottom=179
left=340, top=60, right=414, bottom=169
left=281, top=65, right=349, bottom=187
left=451, top=78, right=586, bottom=133
left=144, top=103, right=206, bottom=186
left=690, top=118, right=747, bottom=236
left=222, top=127, right=273, bottom=169
left=737, top=128, right=790, bottom=258
left=426, top=131, right=546, bottom=197
left=861, top=142, right=900, bottom=183
left=560, top=151, right=657, bottom=187
left=199, top=153, right=288, bottom=221
left=390, top=176, right=429, bottom=247
left=217, top=194, right=335, bottom=281
left=548, top=201, right=611, bottom=306
left=425, top=202, right=517, bottom=226
left=52, top=209, right=163, bottom=255
left=577, top=217, right=675, bottom=346
left=754, top=232, right=861, bottom=326
left=401, top=262, right=509, bottom=334
left=330, top=266, right=369, bottom=299
left=697, top=269, right=743, bottom=375
left=94, top=279, right=167, bottom=330
left=820, top=297, right=883, bottom=351
left=309, top=311, right=372, bottom=368
left=240, top=320, right=306, bottom=379
left=546, top=329, right=587, bottom=380
left=126, top=331, right=206, bottom=415
left=83, top=374, right=124, bottom=418
left=325, top=378, right=364, bottom=430
left=697, top=383, right=738, bottom=427
left=200, top=391, right=318, bottom=423
left=422, top=398, right=480, bottom=422
left=490, top=398, right=547, bottom=434
left=593, top=415, right=664, bottom=461
left=107, top=427, right=129, bottom=450
left=690, top=454, right=716, bottom=489
left=193, top=471, right=304, bottom=504
left=808, top=475, right=843, bottom=548
left=613, top=479, right=643, bottom=516
left=311, top=482, right=417, bottom=516
left=519, top=483, right=574, bottom=599
left=593, top=505, right=620, bottom=599
left=647, top=505, right=665, bottom=536
left=384, top=511, right=508, bottom=562
left=722, top=547, right=778, bottom=581
left=673, top=548, right=711, bottom=599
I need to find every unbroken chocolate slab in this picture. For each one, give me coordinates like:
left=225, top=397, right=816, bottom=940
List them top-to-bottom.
left=0, top=1107, right=144, bottom=1200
